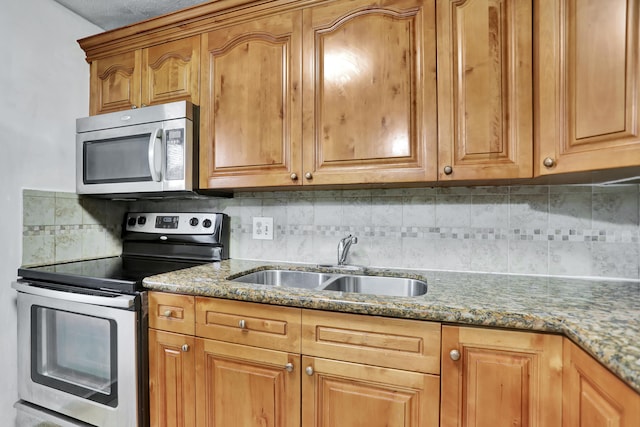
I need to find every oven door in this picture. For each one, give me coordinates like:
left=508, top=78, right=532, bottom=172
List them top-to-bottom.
left=13, top=281, right=140, bottom=427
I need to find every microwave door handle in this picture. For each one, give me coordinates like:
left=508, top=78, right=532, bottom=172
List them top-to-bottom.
left=148, top=128, right=162, bottom=182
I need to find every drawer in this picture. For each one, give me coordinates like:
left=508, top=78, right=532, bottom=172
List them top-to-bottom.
left=149, top=292, right=195, bottom=335
left=196, top=298, right=301, bottom=353
left=302, top=309, right=441, bottom=374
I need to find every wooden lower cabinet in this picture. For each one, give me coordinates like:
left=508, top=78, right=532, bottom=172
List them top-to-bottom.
left=441, top=325, right=563, bottom=427
left=148, top=329, right=196, bottom=427
left=195, top=338, right=301, bottom=427
left=563, top=340, right=640, bottom=427
left=301, top=356, right=440, bottom=427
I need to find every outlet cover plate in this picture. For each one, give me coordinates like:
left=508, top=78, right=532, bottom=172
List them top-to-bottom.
left=252, top=217, right=273, bottom=240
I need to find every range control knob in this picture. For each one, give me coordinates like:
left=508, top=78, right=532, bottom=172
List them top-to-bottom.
left=137, top=216, right=146, bottom=225
left=127, top=217, right=137, bottom=227
left=189, top=217, right=199, bottom=227
left=203, top=219, right=212, bottom=228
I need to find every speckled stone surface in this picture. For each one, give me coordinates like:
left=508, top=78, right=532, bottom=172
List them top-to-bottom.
left=143, top=259, right=640, bottom=394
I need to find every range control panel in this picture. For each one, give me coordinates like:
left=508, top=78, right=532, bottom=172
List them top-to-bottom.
left=125, top=212, right=220, bottom=234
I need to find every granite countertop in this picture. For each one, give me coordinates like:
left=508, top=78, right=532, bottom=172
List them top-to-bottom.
left=143, top=259, right=640, bottom=393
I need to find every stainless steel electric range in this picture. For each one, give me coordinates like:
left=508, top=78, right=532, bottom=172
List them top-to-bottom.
left=13, top=212, right=229, bottom=427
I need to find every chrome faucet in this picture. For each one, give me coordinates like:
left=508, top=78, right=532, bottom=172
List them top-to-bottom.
left=337, top=234, right=358, bottom=265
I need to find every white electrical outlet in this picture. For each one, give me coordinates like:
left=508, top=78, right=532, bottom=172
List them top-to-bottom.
left=252, top=217, right=274, bottom=240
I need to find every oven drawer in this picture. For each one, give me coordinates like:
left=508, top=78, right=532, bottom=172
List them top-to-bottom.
left=149, top=292, right=195, bottom=335
left=196, top=298, right=301, bottom=352
left=301, top=309, right=441, bottom=374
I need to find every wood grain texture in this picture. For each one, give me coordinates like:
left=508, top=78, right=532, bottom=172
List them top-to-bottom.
left=302, top=0, right=438, bottom=185
left=437, top=0, right=533, bottom=180
left=536, top=0, right=640, bottom=175
left=199, top=11, right=303, bottom=188
left=142, top=35, right=201, bottom=106
left=90, top=50, right=141, bottom=115
left=149, top=292, right=195, bottom=335
left=195, top=297, right=302, bottom=352
left=301, top=308, right=441, bottom=374
left=440, top=325, right=563, bottom=427
left=148, top=329, right=196, bottom=427
left=195, top=338, right=301, bottom=427
left=563, top=339, right=640, bottom=427
left=301, top=355, right=440, bottom=427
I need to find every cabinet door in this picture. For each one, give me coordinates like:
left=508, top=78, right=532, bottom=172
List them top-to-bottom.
left=302, top=0, right=438, bottom=185
left=437, top=0, right=532, bottom=180
left=536, top=0, right=640, bottom=175
left=200, top=12, right=303, bottom=189
left=141, top=35, right=201, bottom=107
left=89, top=50, right=141, bottom=115
left=441, top=326, right=563, bottom=427
left=148, top=329, right=196, bottom=427
left=195, top=338, right=301, bottom=427
left=563, top=339, right=640, bottom=427
left=301, top=356, right=440, bottom=427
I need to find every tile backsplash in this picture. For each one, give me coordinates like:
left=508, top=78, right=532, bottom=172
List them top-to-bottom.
left=23, top=185, right=640, bottom=280
left=22, top=190, right=127, bottom=266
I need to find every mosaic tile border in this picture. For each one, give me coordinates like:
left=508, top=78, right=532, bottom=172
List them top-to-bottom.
left=233, top=223, right=639, bottom=243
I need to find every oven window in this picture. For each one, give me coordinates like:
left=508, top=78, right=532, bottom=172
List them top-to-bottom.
left=84, top=134, right=153, bottom=184
left=31, top=306, right=118, bottom=407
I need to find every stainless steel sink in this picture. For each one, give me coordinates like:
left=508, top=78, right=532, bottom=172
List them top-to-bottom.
left=230, top=269, right=428, bottom=297
left=231, top=270, right=337, bottom=289
left=321, top=275, right=428, bottom=297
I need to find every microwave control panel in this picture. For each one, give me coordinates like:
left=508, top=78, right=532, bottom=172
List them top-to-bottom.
left=165, top=128, right=184, bottom=181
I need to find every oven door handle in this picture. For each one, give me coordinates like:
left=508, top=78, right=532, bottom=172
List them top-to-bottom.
left=12, top=281, right=135, bottom=309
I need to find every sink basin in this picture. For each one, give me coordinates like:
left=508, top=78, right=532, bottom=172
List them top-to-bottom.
left=231, top=269, right=337, bottom=289
left=231, top=269, right=428, bottom=297
left=321, top=275, right=428, bottom=297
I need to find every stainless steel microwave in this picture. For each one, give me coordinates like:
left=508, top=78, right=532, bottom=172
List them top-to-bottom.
left=76, top=101, right=225, bottom=199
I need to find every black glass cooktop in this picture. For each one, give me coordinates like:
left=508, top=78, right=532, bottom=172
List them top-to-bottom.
left=18, top=256, right=202, bottom=294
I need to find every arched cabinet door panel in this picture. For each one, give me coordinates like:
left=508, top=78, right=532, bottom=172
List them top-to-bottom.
left=302, top=0, right=438, bottom=185
left=199, top=12, right=303, bottom=189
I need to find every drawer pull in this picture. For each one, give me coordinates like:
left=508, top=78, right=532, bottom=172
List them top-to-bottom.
left=164, top=310, right=172, bottom=317
left=239, top=319, right=246, bottom=329
left=181, top=344, right=190, bottom=352
left=450, top=349, right=461, bottom=361
left=285, top=363, right=294, bottom=373
left=305, top=366, right=314, bottom=376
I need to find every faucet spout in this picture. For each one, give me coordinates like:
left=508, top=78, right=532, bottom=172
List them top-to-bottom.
left=337, top=234, right=358, bottom=265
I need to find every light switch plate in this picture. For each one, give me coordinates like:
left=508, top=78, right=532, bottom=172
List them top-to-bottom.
left=252, top=217, right=273, bottom=240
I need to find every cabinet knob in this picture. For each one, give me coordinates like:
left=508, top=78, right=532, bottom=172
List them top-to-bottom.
left=141, top=103, right=148, bottom=108
left=131, top=104, right=138, bottom=109
left=543, top=157, right=555, bottom=168
left=443, top=165, right=453, bottom=175
left=305, top=172, right=313, bottom=180
left=290, top=173, right=298, bottom=181
left=163, top=310, right=172, bottom=317
left=238, top=319, right=246, bottom=329
left=181, top=344, right=190, bottom=352
left=449, top=349, right=461, bottom=361
left=285, top=363, right=294, bottom=373
left=305, top=366, right=314, bottom=376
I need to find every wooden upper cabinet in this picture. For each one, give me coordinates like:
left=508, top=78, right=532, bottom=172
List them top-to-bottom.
left=302, top=0, right=438, bottom=185
left=437, top=0, right=533, bottom=181
left=536, top=0, right=640, bottom=175
left=199, top=12, right=303, bottom=189
left=89, top=35, right=200, bottom=115
left=141, top=36, right=200, bottom=107
left=90, top=50, right=141, bottom=115
left=441, top=325, right=563, bottom=427
left=563, top=339, right=640, bottom=427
